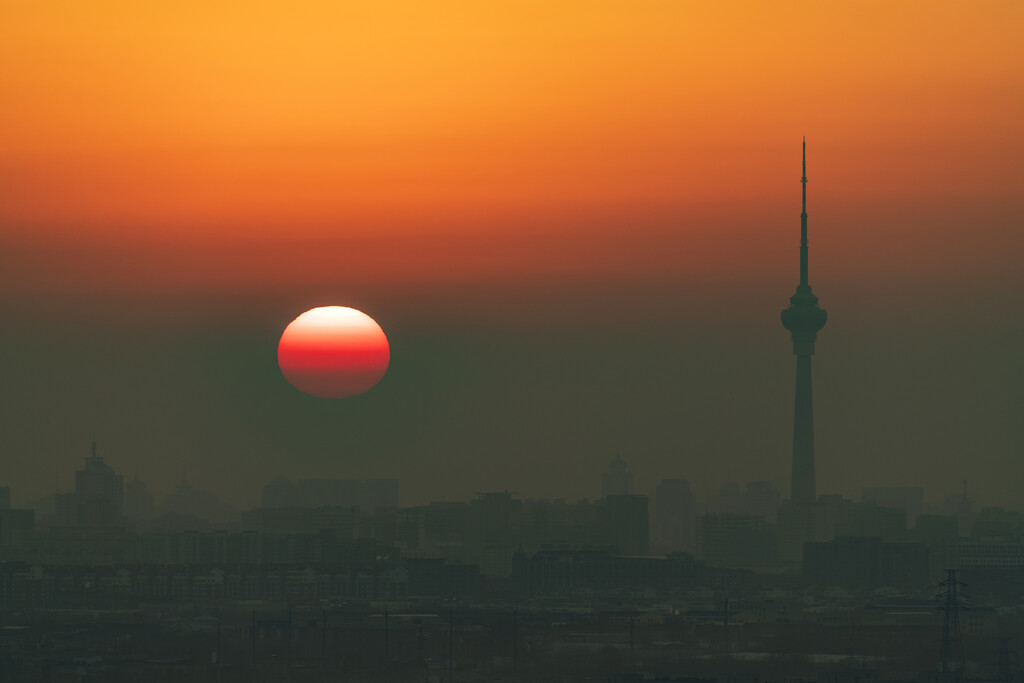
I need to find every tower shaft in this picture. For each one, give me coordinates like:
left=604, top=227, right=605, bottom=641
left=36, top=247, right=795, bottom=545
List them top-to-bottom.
left=791, top=355, right=816, bottom=503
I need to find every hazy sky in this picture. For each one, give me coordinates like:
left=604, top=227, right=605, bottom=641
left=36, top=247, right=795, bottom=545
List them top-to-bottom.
left=1, top=2, right=1021, bottom=509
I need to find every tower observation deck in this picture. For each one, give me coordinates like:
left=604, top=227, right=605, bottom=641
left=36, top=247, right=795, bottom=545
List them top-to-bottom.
left=781, top=139, right=827, bottom=504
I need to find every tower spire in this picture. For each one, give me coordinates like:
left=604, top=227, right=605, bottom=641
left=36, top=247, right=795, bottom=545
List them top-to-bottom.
left=800, top=137, right=808, bottom=286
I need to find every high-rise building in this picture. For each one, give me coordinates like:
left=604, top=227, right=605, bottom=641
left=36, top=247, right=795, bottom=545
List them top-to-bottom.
left=781, top=139, right=827, bottom=503
left=56, top=439, right=124, bottom=527
left=75, top=439, right=124, bottom=513
left=602, top=454, right=633, bottom=498
left=161, top=471, right=232, bottom=523
left=124, top=475, right=154, bottom=520
left=260, top=476, right=399, bottom=511
left=261, top=476, right=299, bottom=507
left=652, top=478, right=696, bottom=554
left=745, top=480, right=781, bottom=523
left=954, top=480, right=976, bottom=536
left=708, top=481, right=744, bottom=515
left=862, top=486, right=924, bottom=527
left=471, top=491, right=520, bottom=544
left=467, top=492, right=523, bottom=576
left=601, top=494, right=649, bottom=555
left=421, top=501, right=471, bottom=560
left=0, top=508, right=33, bottom=551
left=697, top=512, right=774, bottom=569
left=803, top=536, right=929, bottom=588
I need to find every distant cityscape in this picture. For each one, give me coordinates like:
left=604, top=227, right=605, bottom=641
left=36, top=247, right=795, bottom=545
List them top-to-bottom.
left=0, top=445, right=1001, bottom=578
left=1, top=445, right=1022, bottom=681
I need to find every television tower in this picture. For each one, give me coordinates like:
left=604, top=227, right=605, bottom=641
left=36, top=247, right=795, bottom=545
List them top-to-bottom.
left=781, top=139, right=827, bottom=504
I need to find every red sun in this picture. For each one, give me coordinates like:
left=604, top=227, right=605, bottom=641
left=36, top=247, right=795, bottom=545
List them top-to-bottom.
left=278, top=306, right=390, bottom=399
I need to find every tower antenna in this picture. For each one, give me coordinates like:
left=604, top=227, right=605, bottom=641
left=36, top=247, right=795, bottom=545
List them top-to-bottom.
left=800, top=137, right=808, bottom=286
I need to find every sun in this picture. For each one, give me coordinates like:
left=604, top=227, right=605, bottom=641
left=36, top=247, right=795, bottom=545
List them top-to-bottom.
left=277, top=306, right=390, bottom=399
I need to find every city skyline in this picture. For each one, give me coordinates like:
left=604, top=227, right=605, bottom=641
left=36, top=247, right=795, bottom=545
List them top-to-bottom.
left=0, top=438, right=987, bottom=521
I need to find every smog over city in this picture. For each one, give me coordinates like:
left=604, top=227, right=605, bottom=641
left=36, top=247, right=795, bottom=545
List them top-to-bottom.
left=0, top=2, right=1021, bottom=682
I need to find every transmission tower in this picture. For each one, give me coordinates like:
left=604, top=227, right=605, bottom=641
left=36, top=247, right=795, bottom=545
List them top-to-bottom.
left=938, top=568, right=967, bottom=673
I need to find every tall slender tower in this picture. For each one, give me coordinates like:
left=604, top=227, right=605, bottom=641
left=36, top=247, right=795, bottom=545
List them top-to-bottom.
left=781, top=139, right=827, bottom=503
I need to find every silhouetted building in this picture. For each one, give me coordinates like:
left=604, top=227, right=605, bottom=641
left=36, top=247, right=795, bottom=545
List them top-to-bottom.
left=781, top=140, right=827, bottom=504
left=55, top=439, right=124, bottom=527
left=75, top=441, right=124, bottom=510
left=602, top=454, right=633, bottom=497
left=160, top=473, right=232, bottom=524
left=123, top=475, right=154, bottom=521
left=261, top=475, right=298, bottom=507
left=261, top=476, right=398, bottom=511
left=303, top=477, right=398, bottom=511
left=358, top=478, right=399, bottom=510
left=652, top=478, right=696, bottom=554
left=745, top=480, right=781, bottom=523
left=947, top=480, right=977, bottom=536
left=708, top=481, right=744, bottom=514
left=0, top=486, right=10, bottom=509
left=862, top=486, right=924, bottom=528
left=470, top=491, right=522, bottom=575
left=471, top=491, right=520, bottom=542
left=601, top=494, right=649, bottom=555
left=778, top=495, right=906, bottom=565
left=519, top=498, right=604, bottom=550
left=833, top=498, right=907, bottom=539
left=777, top=499, right=825, bottom=565
left=421, top=501, right=471, bottom=559
left=245, top=506, right=357, bottom=538
left=969, top=506, right=1023, bottom=540
left=0, top=509, right=33, bottom=551
left=698, top=512, right=775, bottom=569
left=916, top=514, right=959, bottom=539
left=804, top=536, right=929, bottom=588
left=956, top=538, right=1024, bottom=567
left=518, top=549, right=704, bottom=596
left=405, top=557, right=481, bottom=598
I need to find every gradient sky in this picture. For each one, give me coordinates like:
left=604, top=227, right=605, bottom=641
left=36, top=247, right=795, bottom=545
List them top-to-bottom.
left=1, top=1, right=1021, bottom=510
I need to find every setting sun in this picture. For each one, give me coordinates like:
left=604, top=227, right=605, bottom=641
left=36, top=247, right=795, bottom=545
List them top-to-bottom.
left=277, top=306, right=390, bottom=399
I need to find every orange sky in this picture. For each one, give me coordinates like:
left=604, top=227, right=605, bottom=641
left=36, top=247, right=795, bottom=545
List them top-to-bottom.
left=1, top=1, right=1022, bottom=309
left=1, top=1, right=1023, bottom=509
